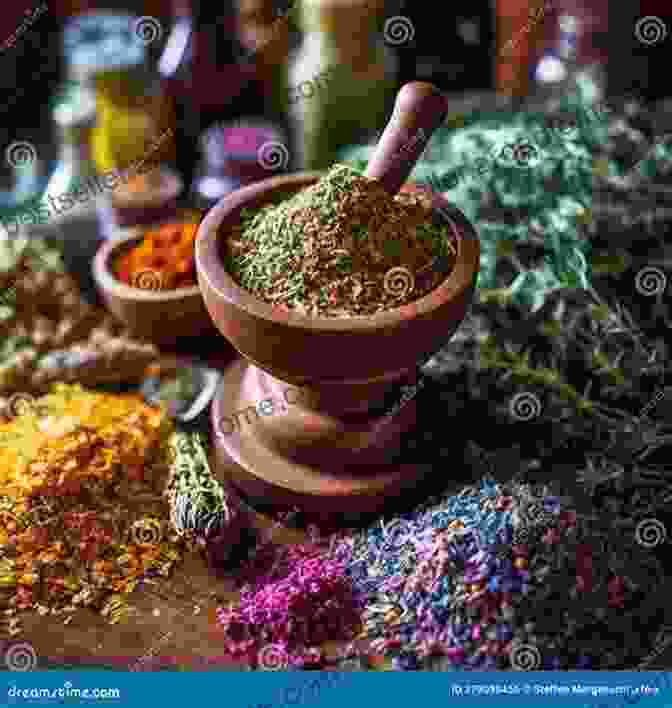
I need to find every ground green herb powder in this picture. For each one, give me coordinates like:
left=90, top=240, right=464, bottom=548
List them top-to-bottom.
left=224, top=164, right=457, bottom=316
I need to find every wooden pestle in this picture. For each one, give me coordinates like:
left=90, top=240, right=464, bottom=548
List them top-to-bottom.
left=365, top=81, right=449, bottom=196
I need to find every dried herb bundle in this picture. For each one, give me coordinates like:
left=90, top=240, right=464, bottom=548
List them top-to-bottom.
left=225, top=164, right=457, bottom=316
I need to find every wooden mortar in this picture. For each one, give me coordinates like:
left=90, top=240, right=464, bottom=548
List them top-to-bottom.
left=195, top=82, right=480, bottom=523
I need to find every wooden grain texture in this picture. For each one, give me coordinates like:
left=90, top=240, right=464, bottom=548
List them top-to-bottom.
left=365, top=82, right=450, bottom=196
left=17, top=511, right=307, bottom=672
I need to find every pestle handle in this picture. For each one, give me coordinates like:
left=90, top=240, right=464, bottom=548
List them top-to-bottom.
left=365, top=82, right=449, bottom=196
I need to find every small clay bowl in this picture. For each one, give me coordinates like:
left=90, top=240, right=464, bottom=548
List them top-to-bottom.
left=92, top=226, right=216, bottom=349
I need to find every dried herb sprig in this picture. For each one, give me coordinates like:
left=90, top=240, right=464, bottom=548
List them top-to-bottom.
left=165, top=431, right=232, bottom=540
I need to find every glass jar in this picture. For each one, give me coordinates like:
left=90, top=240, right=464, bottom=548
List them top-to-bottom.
left=290, top=0, right=397, bottom=170
left=64, top=12, right=176, bottom=175
left=91, top=65, right=176, bottom=176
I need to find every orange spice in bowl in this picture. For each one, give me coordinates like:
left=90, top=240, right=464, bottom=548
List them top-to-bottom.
left=93, top=219, right=218, bottom=348
left=114, top=221, right=200, bottom=291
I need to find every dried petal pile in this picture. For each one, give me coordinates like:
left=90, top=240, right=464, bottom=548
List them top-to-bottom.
left=225, top=164, right=457, bottom=316
left=0, top=384, right=183, bottom=629
left=332, top=478, right=664, bottom=670
left=216, top=541, right=362, bottom=669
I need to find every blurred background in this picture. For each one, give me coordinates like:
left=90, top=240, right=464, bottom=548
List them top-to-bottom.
left=0, top=0, right=670, bottom=254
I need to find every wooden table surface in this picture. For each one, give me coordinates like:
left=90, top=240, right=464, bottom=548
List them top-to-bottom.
left=10, top=345, right=672, bottom=672
left=12, top=345, right=325, bottom=673
left=25, top=501, right=672, bottom=672
left=23, top=511, right=311, bottom=672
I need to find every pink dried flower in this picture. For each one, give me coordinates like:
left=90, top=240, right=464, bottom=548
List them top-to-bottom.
left=216, top=542, right=360, bottom=668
